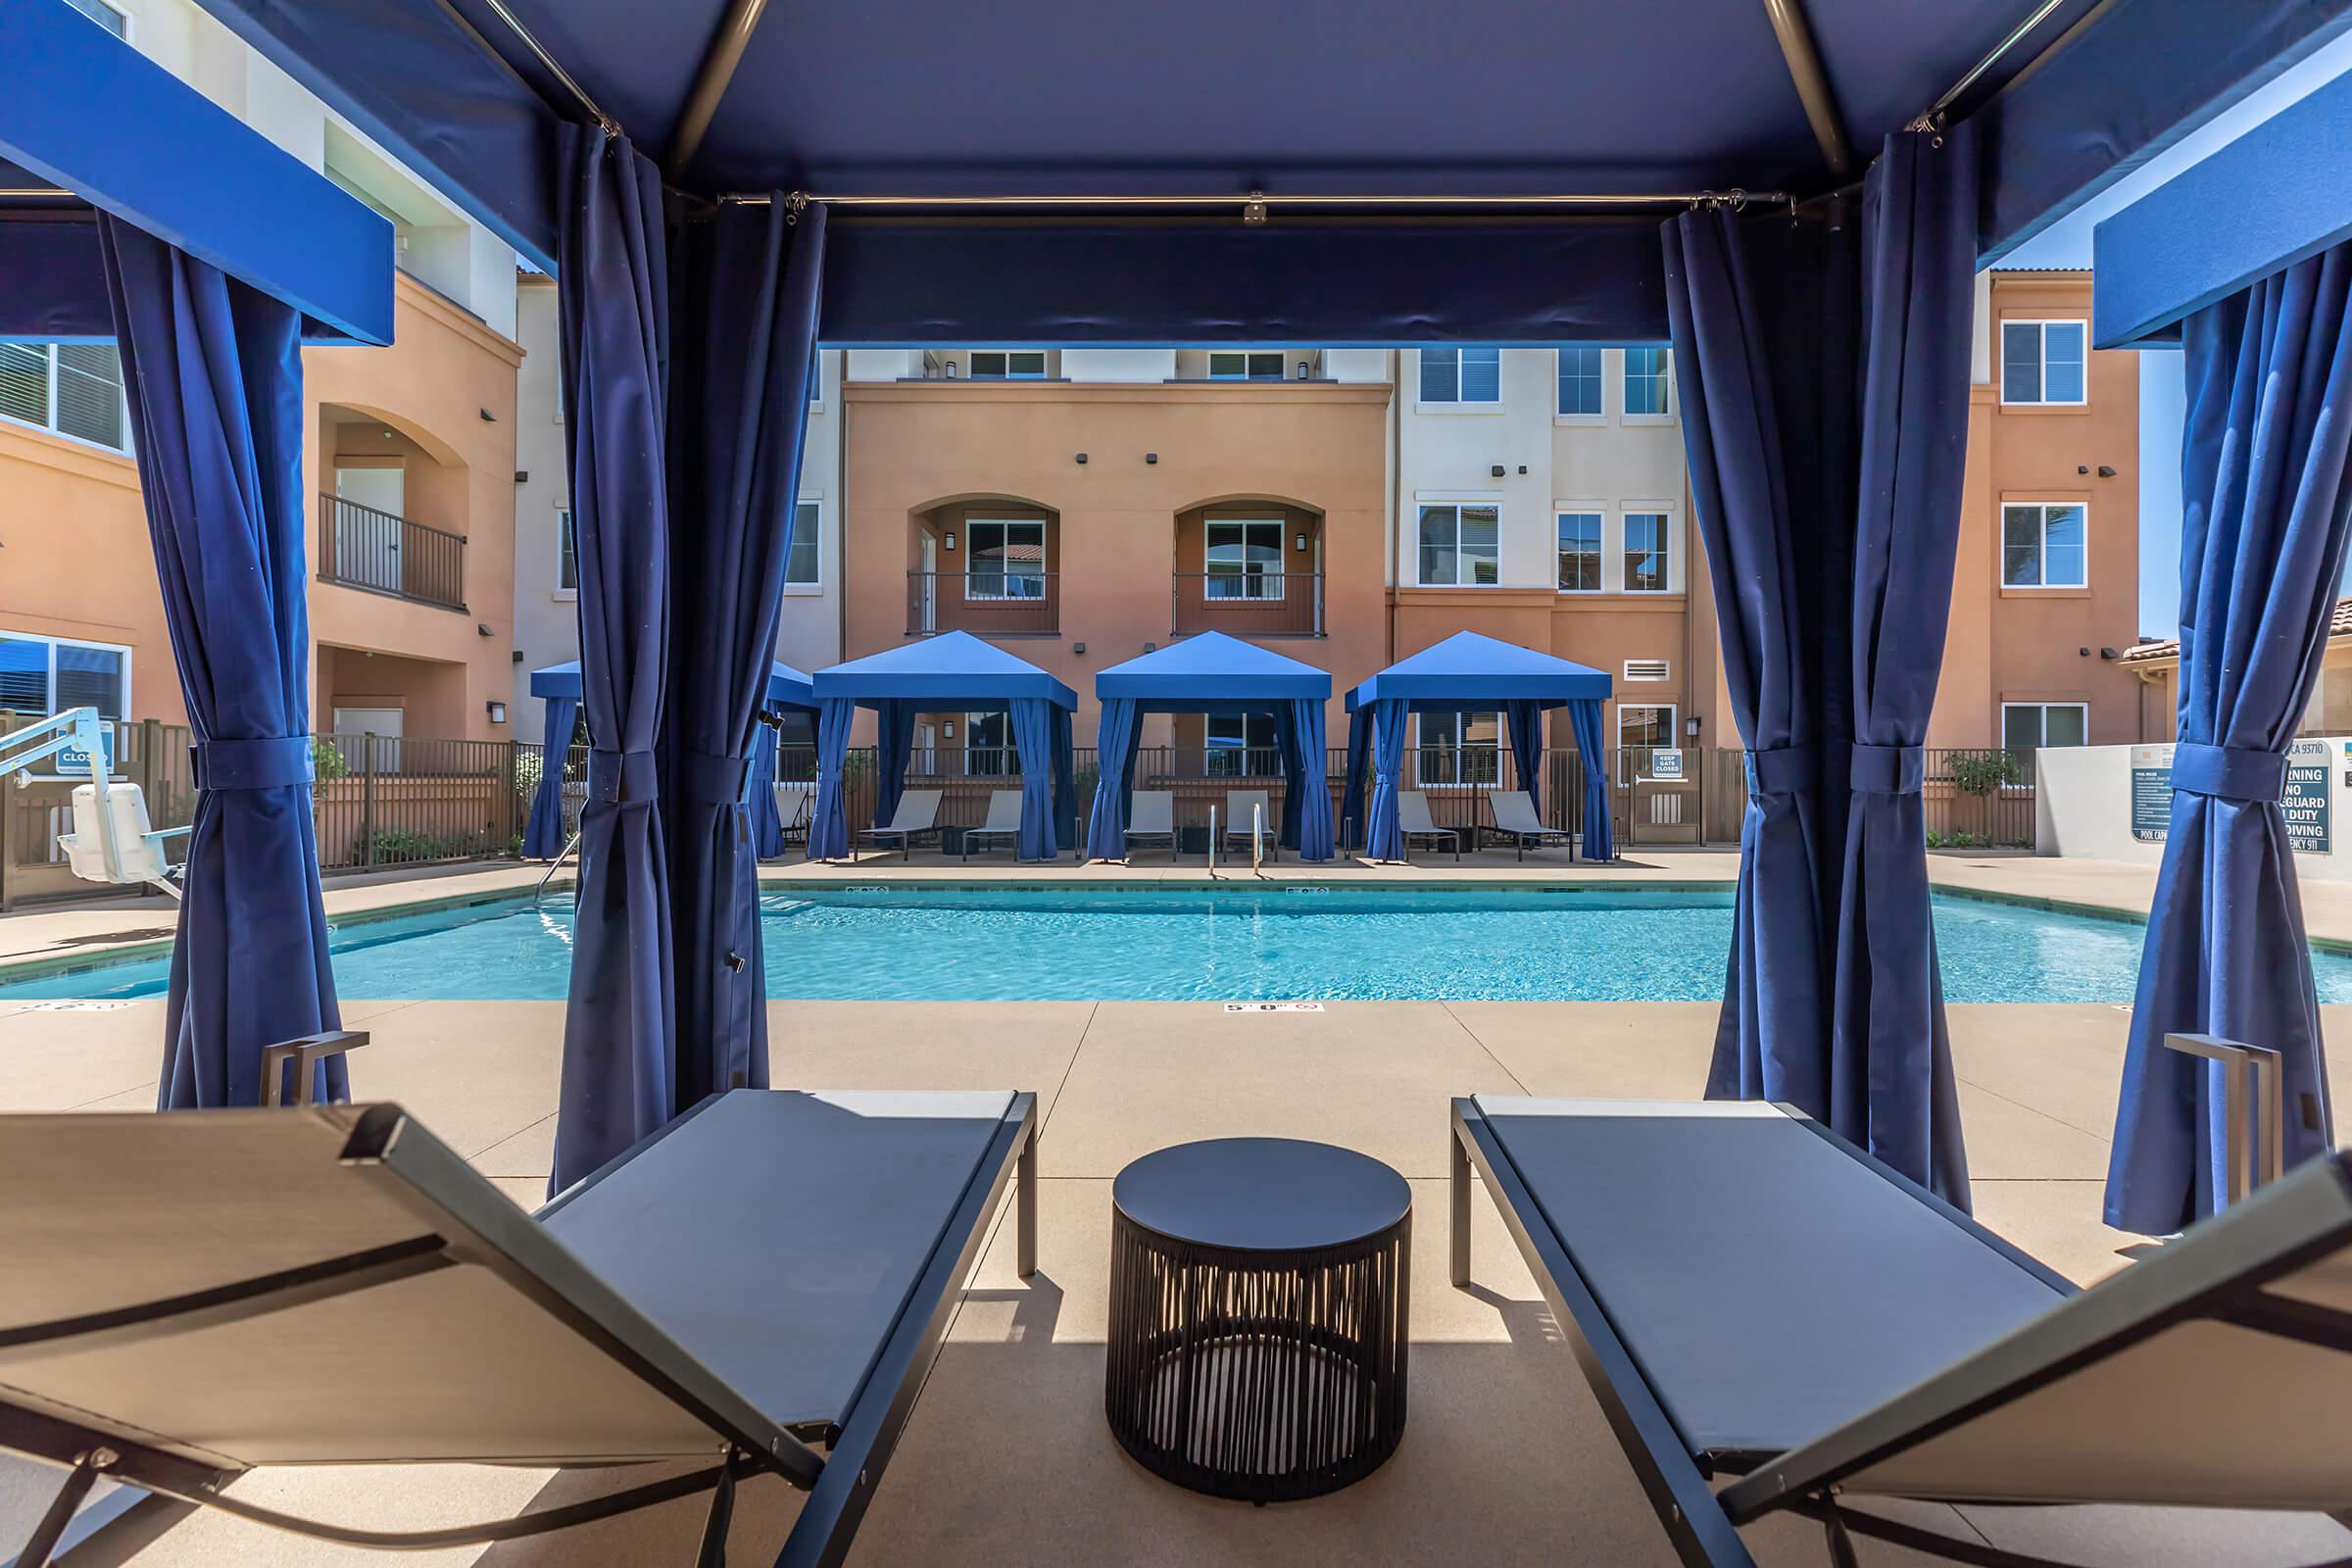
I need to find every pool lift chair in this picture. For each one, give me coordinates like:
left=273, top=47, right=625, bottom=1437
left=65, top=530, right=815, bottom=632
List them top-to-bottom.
left=0, top=706, right=186, bottom=899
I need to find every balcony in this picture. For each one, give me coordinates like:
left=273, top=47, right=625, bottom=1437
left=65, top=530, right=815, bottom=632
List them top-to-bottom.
left=318, top=492, right=467, bottom=612
left=907, top=569, right=1058, bottom=637
left=1172, top=570, right=1324, bottom=637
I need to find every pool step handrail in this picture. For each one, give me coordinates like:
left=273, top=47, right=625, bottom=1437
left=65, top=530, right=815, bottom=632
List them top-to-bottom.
left=1252, top=802, right=1264, bottom=873
left=1207, top=805, right=1217, bottom=875
left=535, top=829, right=583, bottom=905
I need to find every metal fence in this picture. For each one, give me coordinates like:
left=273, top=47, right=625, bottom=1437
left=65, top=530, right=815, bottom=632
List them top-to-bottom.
left=318, top=493, right=468, bottom=612
left=1171, top=571, right=1325, bottom=637
left=312, top=733, right=535, bottom=868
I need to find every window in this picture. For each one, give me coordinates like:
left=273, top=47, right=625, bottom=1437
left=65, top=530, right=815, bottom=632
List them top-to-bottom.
left=64, top=0, right=127, bottom=36
left=2000, top=320, right=2086, bottom=405
left=0, top=342, right=127, bottom=451
left=1419, top=347, right=1500, bottom=405
left=1556, top=347, right=1603, bottom=416
left=1623, top=347, right=1672, bottom=417
left=968, top=351, right=1047, bottom=379
left=1208, top=351, right=1286, bottom=381
left=785, top=500, right=821, bottom=586
left=2002, top=502, right=2087, bottom=588
left=1417, top=503, right=1500, bottom=586
left=556, top=508, right=577, bottom=594
left=1556, top=512, right=1602, bottom=592
left=1624, top=512, right=1671, bottom=592
left=964, top=518, right=1047, bottom=599
left=1204, top=518, right=1284, bottom=600
left=0, top=632, right=129, bottom=722
left=1618, top=703, right=1676, bottom=784
left=2002, top=703, right=2087, bottom=753
left=964, top=710, right=1013, bottom=775
left=1419, top=710, right=1501, bottom=786
left=1206, top=712, right=1278, bottom=777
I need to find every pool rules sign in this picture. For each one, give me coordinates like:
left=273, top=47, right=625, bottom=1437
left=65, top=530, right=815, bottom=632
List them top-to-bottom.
left=2130, top=739, right=2331, bottom=853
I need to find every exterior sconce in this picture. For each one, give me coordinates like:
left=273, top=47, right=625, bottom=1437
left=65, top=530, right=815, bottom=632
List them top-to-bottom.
left=945, top=359, right=958, bottom=378
left=1294, top=361, right=1308, bottom=379
left=1075, top=453, right=1089, bottom=465
left=1145, top=453, right=1158, bottom=465
left=944, top=530, right=956, bottom=551
left=1295, top=533, right=1307, bottom=553
left=487, top=701, right=509, bottom=724
left=1685, top=715, right=1701, bottom=737
left=943, top=721, right=956, bottom=740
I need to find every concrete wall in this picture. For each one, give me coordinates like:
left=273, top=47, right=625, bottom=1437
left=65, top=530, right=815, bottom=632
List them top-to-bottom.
left=2036, top=741, right=2352, bottom=881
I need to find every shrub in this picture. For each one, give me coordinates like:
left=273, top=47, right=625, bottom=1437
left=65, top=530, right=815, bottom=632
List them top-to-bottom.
left=311, top=736, right=350, bottom=781
left=512, top=744, right=544, bottom=802
left=1948, top=751, right=2023, bottom=796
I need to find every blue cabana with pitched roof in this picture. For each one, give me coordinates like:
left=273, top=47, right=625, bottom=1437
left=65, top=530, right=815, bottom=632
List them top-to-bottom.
left=1086, top=631, right=1334, bottom=861
left=1340, top=631, right=1611, bottom=863
left=810, top=632, right=1076, bottom=861
left=521, top=658, right=817, bottom=858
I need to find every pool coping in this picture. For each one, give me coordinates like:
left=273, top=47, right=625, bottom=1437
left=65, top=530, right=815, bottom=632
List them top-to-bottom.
left=10, top=872, right=2348, bottom=994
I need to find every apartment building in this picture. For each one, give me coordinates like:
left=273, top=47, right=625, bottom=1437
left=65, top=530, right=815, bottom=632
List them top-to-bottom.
left=2, top=0, right=521, bottom=752
left=1937, top=269, right=2142, bottom=756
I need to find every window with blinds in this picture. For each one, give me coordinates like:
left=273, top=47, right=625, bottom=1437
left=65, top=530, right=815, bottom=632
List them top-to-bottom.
left=0, top=343, right=127, bottom=451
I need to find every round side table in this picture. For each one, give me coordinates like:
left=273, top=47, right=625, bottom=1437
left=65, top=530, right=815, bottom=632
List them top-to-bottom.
left=1104, top=1138, right=1411, bottom=1502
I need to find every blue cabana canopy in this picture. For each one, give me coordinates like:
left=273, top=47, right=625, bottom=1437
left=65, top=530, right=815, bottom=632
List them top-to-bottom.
left=1340, top=631, right=1613, bottom=863
left=809, top=632, right=1076, bottom=860
left=1086, top=632, right=1335, bottom=861
left=522, top=658, right=817, bottom=858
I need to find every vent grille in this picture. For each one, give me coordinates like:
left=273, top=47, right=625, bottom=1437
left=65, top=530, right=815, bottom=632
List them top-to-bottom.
left=1624, top=659, right=1671, bottom=682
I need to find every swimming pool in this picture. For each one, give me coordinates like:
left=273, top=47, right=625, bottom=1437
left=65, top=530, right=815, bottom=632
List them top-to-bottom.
left=9, top=884, right=2351, bottom=1004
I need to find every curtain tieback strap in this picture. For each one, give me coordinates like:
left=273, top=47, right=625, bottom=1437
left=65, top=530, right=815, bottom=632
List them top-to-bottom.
left=191, top=735, right=314, bottom=791
left=2171, top=742, right=2287, bottom=804
left=1743, top=743, right=1812, bottom=797
left=1849, top=743, right=1926, bottom=795
left=587, top=748, right=660, bottom=804
left=679, top=749, right=751, bottom=805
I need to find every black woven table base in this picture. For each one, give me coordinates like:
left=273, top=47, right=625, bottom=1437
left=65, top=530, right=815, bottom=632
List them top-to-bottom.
left=1105, top=1217, right=1410, bottom=1501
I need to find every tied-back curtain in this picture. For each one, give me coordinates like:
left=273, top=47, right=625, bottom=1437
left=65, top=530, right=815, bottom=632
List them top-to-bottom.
left=1664, top=125, right=1979, bottom=1203
left=549, top=126, right=677, bottom=1196
left=662, top=197, right=825, bottom=1109
left=98, top=218, right=343, bottom=1110
left=2107, top=245, right=2352, bottom=1233
left=523, top=694, right=578, bottom=858
left=811, top=697, right=855, bottom=858
left=1009, top=698, right=1059, bottom=859
left=1087, top=698, right=1140, bottom=858
left=1564, top=698, right=1613, bottom=861
left=1365, top=699, right=1409, bottom=861
left=1286, top=700, right=1335, bottom=860
left=1503, top=701, right=1544, bottom=817
left=876, top=702, right=915, bottom=827
left=1051, top=705, right=1078, bottom=848
left=1274, top=706, right=1305, bottom=851
left=1340, top=717, right=1371, bottom=851
left=750, top=719, right=785, bottom=858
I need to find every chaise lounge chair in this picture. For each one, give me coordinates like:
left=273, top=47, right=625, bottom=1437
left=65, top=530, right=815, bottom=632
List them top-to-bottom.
left=771, top=780, right=815, bottom=853
left=854, top=788, right=943, bottom=861
left=961, top=789, right=1025, bottom=860
left=1223, top=789, right=1277, bottom=863
left=1481, top=789, right=1573, bottom=861
left=1124, top=790, right=1176, bottom=861
left=1397, top=791, right=1460, bottom=862
left=0, top=1088, right=1038, bottom=1568
left=1450, top=1093, right=2352, bottom=1566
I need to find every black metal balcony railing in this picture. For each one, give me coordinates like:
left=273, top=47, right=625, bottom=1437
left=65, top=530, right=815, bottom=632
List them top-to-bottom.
left=318, top=493, right=467, bottom=612
left=907, top=569, right=1057, bottom=636
left=1172, top=571, right=1324, bottom=637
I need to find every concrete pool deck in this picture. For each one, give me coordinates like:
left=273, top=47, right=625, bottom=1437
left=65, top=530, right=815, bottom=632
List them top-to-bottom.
left=4, top=853, right=2351, bottom=1563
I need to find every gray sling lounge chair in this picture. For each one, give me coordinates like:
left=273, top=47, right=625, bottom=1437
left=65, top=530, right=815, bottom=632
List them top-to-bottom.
left=855, top=787, right=943, bottom=860
left=960, top=788, right=1025, bottom=860
left=1122, top=789, right=1176, bottom=861
left=1481, top=789, right=1573, bottom=860
left=1397, top=791, right=1460, bottom=862
left=0, top=1088, right=1038, bottom=1568
left=1451, top=1095, right=2352, bottom=1567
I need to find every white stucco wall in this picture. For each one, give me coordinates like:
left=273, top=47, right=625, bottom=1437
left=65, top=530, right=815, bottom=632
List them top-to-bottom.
left=508, top=280, right=571, bottom=743
left=1064, top=349, right=1179, bottom=381
left=773, top=351, right=843, bottom=675
left=2035, top=741, right=2352, bottom=880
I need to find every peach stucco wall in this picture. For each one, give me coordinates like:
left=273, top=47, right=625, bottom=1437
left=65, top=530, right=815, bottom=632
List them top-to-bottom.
left=842, top=380, right=1392, bottom=744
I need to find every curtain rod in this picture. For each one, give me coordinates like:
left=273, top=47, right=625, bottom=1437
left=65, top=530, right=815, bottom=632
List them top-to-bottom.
left=1911, top=0, right=2076, bottom=129
left=719, top=189, right=1796, bottom=215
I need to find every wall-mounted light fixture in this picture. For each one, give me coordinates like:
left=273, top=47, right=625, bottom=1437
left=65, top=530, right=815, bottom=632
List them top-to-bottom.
left=945, top=359, right=958, bottom=378
left=1294, top=361, right=1308, bottom=379
left=479, top=408, right=497, bottom=422
left=1145, top=452, right=1158, bottom=465
left=1075, top=453, right=1089, bottom=465
left=1490, top=464, right=1506, bottom=478
left=2097, top=465, right=2117, bottom=478
left=944, top=530, right=957, bottom=552
left=1295, top=533, right=1308, bottom=553
left=476, top=622, right=495, bottom=637
left=1073, top=642, right=1087, bottom=655
left=486, top=701, right=509, bottom=724
left=942, top=720, right=956, bottom=739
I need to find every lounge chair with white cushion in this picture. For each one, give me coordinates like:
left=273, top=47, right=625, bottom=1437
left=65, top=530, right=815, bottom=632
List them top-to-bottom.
left=770, top=781, right=814, bottom=852
left=854, top=788, right=943, bottom=860
left=960, top=789, right=1026, bottom=859
left=1223, top=789, right=1276, bottom=863
left=1482, top=789, right=1573, bottom=860
left=1124, top=790, right=1176, bottom=861
left=1397, top=791, right=1460, bottom=862
left=0, top=1089, right=1038, bottom=1567
left=1451, top=1093, right=2352, bottom=1565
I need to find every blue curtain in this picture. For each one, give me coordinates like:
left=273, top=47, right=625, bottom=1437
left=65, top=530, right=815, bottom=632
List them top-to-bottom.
left=548, top=126, right=677, bottom=1196
left=1665, top=126, right=1979, bottom=1203
left=662, top=198, right=824, bottom=1108
left=98, top=218, right=343, bottom=1110
left=2107, top=244, right=2352, bottom=1233
left=523, top=694, right=578, bottom=858
left=811, top=696, right=855, bottom=858
left=1009, top=697, right=1058, bottom=859
left=1565, top=697, right=1613, bottom=861
left=1087, top=698, right=1140, bottom=858
left=1287, top=699, right=1335, bottom=861
left=1365, top=699, right=1409, bottom=861
left=876, top=701, right=916, bottom=828
left=1504, top=701, right=1544, bottom=818
left=1051, top=705, right=1077, bottom=849
left=1274, top=705, right=1304, bottom=851
left=1340, top=715, right=1371, bottom=851
left=749, top=719, right=785, bottom=858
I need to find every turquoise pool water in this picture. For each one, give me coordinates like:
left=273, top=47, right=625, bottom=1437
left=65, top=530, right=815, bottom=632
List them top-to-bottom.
left=9, top=885, right=2352, bottom=1004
